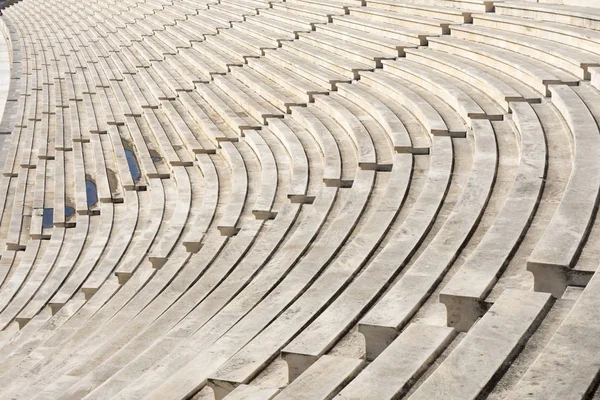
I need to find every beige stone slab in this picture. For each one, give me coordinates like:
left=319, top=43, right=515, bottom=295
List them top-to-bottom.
left=337, top=82, right=414, bottom=153
left=527, top=86, right=600, bottom=297
left=314, top=94, right=377, bottom=170
left=441, top=101, right=546, bottom=330
left=267, top=119, right=310, bottom=203
left=360, top=119, right=497, bottom=360
left=245, top=130, right=277, bottom=220
left=281, top=138, right=448, bottom=372
left=216, top=141, right=246, bottom=236
left=148, top=166, right=191, bottom=268
left=506, top=271, right=600, bottom=400
left=411, top=290, right=552, bottom=400
left=337, top=324, right=455, bottom=400
left=272, top=356, right=362, bottom=400
left=223, top=384, right=279, bottom=400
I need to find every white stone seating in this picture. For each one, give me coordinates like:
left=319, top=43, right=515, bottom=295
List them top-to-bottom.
left=5, top=0, right=600, bottom=397
left=218, top=0, right=272, bottom=15
left=368, top=0, right=473, bottom=23
left=210, top=2, right=259, bottom=20
left=269, top=2, right=341, bottom=25
left=495, top=2, right=600, bottom=31
left=347, top=6, right=451, bottom=34
left=180, top=13, right=226, bottom=36
left=472, top=13, right=600, bottom=57
left=331, top=14, right=428, bottom=48
left=233, top=18, right=299, bottom=48
left=316, top=22, right=417, bottom=57
left=164, top=23, right=204, bottom=45
left=450, top=24, right=600, bottom=81
left=218, top=25, right=278, bottom=56
left=297, top=31, right=399, bottom=67
left=198, top=34, right=259, bottom=66
left=428, top=36, right=579, bottom=96
left=282, top=40, right=373, bottom=80
left=178, top=46, right=230, bottom=77
left=263, top=47, right=352, bottom=91
left=405, top=48, right=532, bottom=112
left=246, top=58, right=328, bottom=103
left=382, top=59, right=505, bottom=123
left=151, top=60, right=195, bottom=93
left=228, top=66, right=308, bottom=114
left=359, top=71, right=461, bottom=137
left=212, top=73, right=286, bottom=123
left=336, top=82, right=427, bottom=153
left=195, top=83, right=262, bottom=135
left=527, top=85, right=600, bottom=298
left=177, top=91, right=238, bottom=146
left=313, top=94, right=377, bottom=170
left=333, top=94, right=395, bottom=170
left=161, top=99, right=215, bottom=154
left=440, top=101, right=547, bottom=332
left=290, top=106, right=343, bottom=187
left=142, top=109, right=195, bottom=167
left=121, top=117, right=164, bottom=180
left=266, top=119, right=312, bottom=204
left=359, top=119, right=498, bottom=360
left=244, top=130, right=278, bottom=220
left=281, top=136, right=450, bottom=376
left=216, top=141, right=247, bottom=236
left=22, top=146, right=261, bottom=395
left=180, top=158, right=217, bottom=252
left=207, top=159, right=409, bottom=394
left=147, top=166, right=192, bottom=268
left=5, top=169, right=31, bottom=250
left=141, top=175, right=373, bottom=400
left=111, top=177, right=335, bottom=398
left=104, top=183, right=158, bottom=286
left=47, top=202, right=114, bottom=311
left=72, top=206, right=294, bottom=397
left=14, top=215, right=89, bottom=327
left=0, top=228, right=67, bottom=329
left=53, top=235, right=241, bottom=397
left=0, top=241, right=41, bottom=316
left=506, top=271, right=600, bottom=400
left=410, top=290, right=552, bottom=400
left=336, top=324, right=456, bottom=400
left=266, top=355, right=362, bottom=400
left=223, top=384, right=280, bottom=400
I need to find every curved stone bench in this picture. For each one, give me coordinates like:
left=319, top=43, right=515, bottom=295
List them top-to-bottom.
left=495, top=1, right=600, bottom=31
left=451, top=24, right=600, bottom=81
left=428, top=36, right=579, bottom=96
left=264, top=47, right=351, bottom=90
left=405, top=48, right=529, bottom=112
left=246, top=58, right=328, bottom=103
left=383, top=58, right=504, bottom=123
left=228, top=66, right=306, bottom=114
left=337, top=82, right=420, bottom=153
left=527, top=85, right=600, bottom=298
left=313, top=94, right=377, bottom=170
left=440, top=101, right=547, bottom=332
left=290, top=106, right=343, bottom=187
left=268, top=118, right=312, bottom=204
left=359, top=119, right=497, bottom=360
left=282, top=136, right=450, bottom=376
left=215, top=141, right=247, bottom=236
left=182, top=154, right=219, bottom=252
left=208, top=160, right=409, bottom=394
left=411, top=290, right=552, bottom=400
left=337, top=324, right=456, bottom=400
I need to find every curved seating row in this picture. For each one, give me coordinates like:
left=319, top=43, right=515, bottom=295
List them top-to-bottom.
left=0, top=0, right=598, bottom=399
